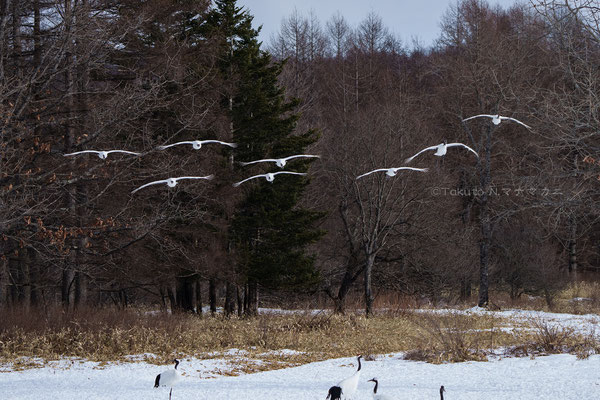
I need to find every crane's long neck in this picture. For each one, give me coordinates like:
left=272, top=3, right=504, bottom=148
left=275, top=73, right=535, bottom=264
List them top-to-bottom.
left=357, top=357, right=361, bottom=372
left=174, top=360, right=179, bottom=370
left=372, top=380, right=378, bottom=394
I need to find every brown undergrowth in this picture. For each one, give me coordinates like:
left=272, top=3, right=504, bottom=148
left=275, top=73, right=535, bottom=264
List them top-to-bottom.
left=1, top=303, right=598, bottom=372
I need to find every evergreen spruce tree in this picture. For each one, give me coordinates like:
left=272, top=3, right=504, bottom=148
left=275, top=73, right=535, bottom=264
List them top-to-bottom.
left=201, top=0, right=324, bottom=314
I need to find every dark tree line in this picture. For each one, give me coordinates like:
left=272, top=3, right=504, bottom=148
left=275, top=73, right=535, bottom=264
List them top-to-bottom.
left=1, top=0, right=598, bottom=315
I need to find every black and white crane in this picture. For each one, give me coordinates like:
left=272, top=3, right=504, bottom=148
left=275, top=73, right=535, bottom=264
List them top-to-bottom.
left=326, top=355, right=362, bottom=400
left=154, top=359, right=182, bottom=400
left=367, top=378, right=394, bottom=400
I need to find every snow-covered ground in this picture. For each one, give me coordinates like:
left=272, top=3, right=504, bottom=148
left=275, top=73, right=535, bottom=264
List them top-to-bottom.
left=2, top=308, right=599, bottom=399
left=1, top=353, right=599, bottom=399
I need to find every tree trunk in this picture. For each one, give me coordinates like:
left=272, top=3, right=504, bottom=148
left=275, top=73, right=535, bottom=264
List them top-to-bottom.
left=62, top=0, right=76, bottom=311
left=478, top=125, right=492, bottom=308
left=568, top=216, right=577, bottom=272
left=479, top=219, right=491, bottom=307
left=74, top=238, right=88, bottom=308
left=19, top=248, right=31, bottom=310
left=364, top=253, right=375, bottom=317
left=0, top=254, right=7, bottom=307
left=61, top=264, right=74, bottom=309
left=332, top=264, right=363, bottom=314
left=74, top=271, right=87, bottom=308
left=176, top=276, right=196, bottom=312
left=209, top=278, right=217, bottom=315
left=460, top=278, right=471, bottom=301
left=195, top=279, right=203, bottom=315
left=245, top=280, right=258, bottom=316
left=224, top=281, right=235, bottom=316
left=236, top=285, right=243, bottom=317
left=167, top=286, right=176, bottom=313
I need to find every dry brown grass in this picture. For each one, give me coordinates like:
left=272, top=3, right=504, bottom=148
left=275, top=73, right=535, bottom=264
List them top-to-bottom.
left=1, top=300, right=599, bottom=372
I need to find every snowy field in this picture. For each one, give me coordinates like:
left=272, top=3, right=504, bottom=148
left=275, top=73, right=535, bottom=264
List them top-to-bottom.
left=2, top=308, right=599, bottom=399
left=1, top=353, right=599, bottom=399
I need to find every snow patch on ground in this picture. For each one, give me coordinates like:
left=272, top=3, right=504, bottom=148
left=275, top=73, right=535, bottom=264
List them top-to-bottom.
left=1, top=353, right=599, bottom=399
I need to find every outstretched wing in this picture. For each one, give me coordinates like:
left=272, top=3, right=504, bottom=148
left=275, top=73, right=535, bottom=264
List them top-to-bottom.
left=462, top=114, right=495, bottom=122
left=501, top=117, right=532, bottom=130
left=202, top=140, right=238, bottom=148
left=158, top=141, right=194, bottom=150
left=446, top=143, right=479, bottom=158
left=405, top=145, right=439, bottom=163
left=64, top=150, right=101, bottom=156
left=106, top=150, right=141, bottom=156
left=282, top=154, right=321, bottom=162
left=239, top=159, right=277, bottom=166
left=394, top=167, right=429, bottom=173
left=356, top=169, right=389, bottom=179
left=272, top=171, right=307, bottom=177
left=232, top=174, right=267, bottom=187
left=174, top=175, right=214, bottom=182
left=131, top=179, right=169, bottom=194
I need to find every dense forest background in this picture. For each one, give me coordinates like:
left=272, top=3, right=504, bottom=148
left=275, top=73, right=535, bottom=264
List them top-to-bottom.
left=1, top=0, right=599, bottom=316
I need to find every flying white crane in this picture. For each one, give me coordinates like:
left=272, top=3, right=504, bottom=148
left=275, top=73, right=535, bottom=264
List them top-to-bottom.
left=462, top=114, right=531, bottom=129
left=158, top=140, right=237, bottom=150
left=405, top=140, right=479, bottom=163
left=63, top=150, right=141, bottom=159
left=240, top=154, right=320, bottom=168
left=356, top=167, right=428, bottom=179
left=232, top=171, right=306, bottom=187
left=131, top=175, right=213, bottom=193
left=326, top=355, right=362, bottom=400
left=154, top=359, right=181, bottom=400
left=367, top=378, right=394, bottom=400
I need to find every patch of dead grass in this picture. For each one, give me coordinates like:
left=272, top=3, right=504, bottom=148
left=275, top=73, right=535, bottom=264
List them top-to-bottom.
left=1, top=305, right=598, bottom=373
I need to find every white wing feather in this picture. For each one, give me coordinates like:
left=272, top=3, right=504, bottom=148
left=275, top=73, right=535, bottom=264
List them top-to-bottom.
left=462, top=114, right=495, bottom=122
left=501, top=116, right=532, bottom=129
left=201, top=140, right=238, bottom=148
left=158, top=141, right=194, bottom=150
left=446, top=143, right=479, bottom=158
left=405, top=145, right=439, bottom=163
left=64, top=150, right=101, bottom=156
left=106, top=150, right=141, bottom=156
left=281, top=154, right=320, bottom=161
left=239, top=159, right=278, bottom=166
left=356, top=169, right=390, bottom=179
left=271, top=171, right=307, bottom=177
left=232, top=174, right=268, bottom=187
left=131, top=179, right=169, bottom=194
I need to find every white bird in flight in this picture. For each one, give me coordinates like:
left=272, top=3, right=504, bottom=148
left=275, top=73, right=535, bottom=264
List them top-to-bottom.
left=462, top=114, right=531, bottom=129
left=158, top=140, right=237, bottom=150
left=405, top=140, right=479, bottom=163
left=64, top=150, right=141, bottom=159
left=240, top=154, right=320, bottom=168
left=356, top=167, right=429, bottom=179
left=233, top=171, right=306, bottom=187
left=131, top=175, right=214, bottom=193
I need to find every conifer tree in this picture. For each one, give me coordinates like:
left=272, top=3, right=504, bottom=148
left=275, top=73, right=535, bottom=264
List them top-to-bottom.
left=201, top=0, right=324, bottom=314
